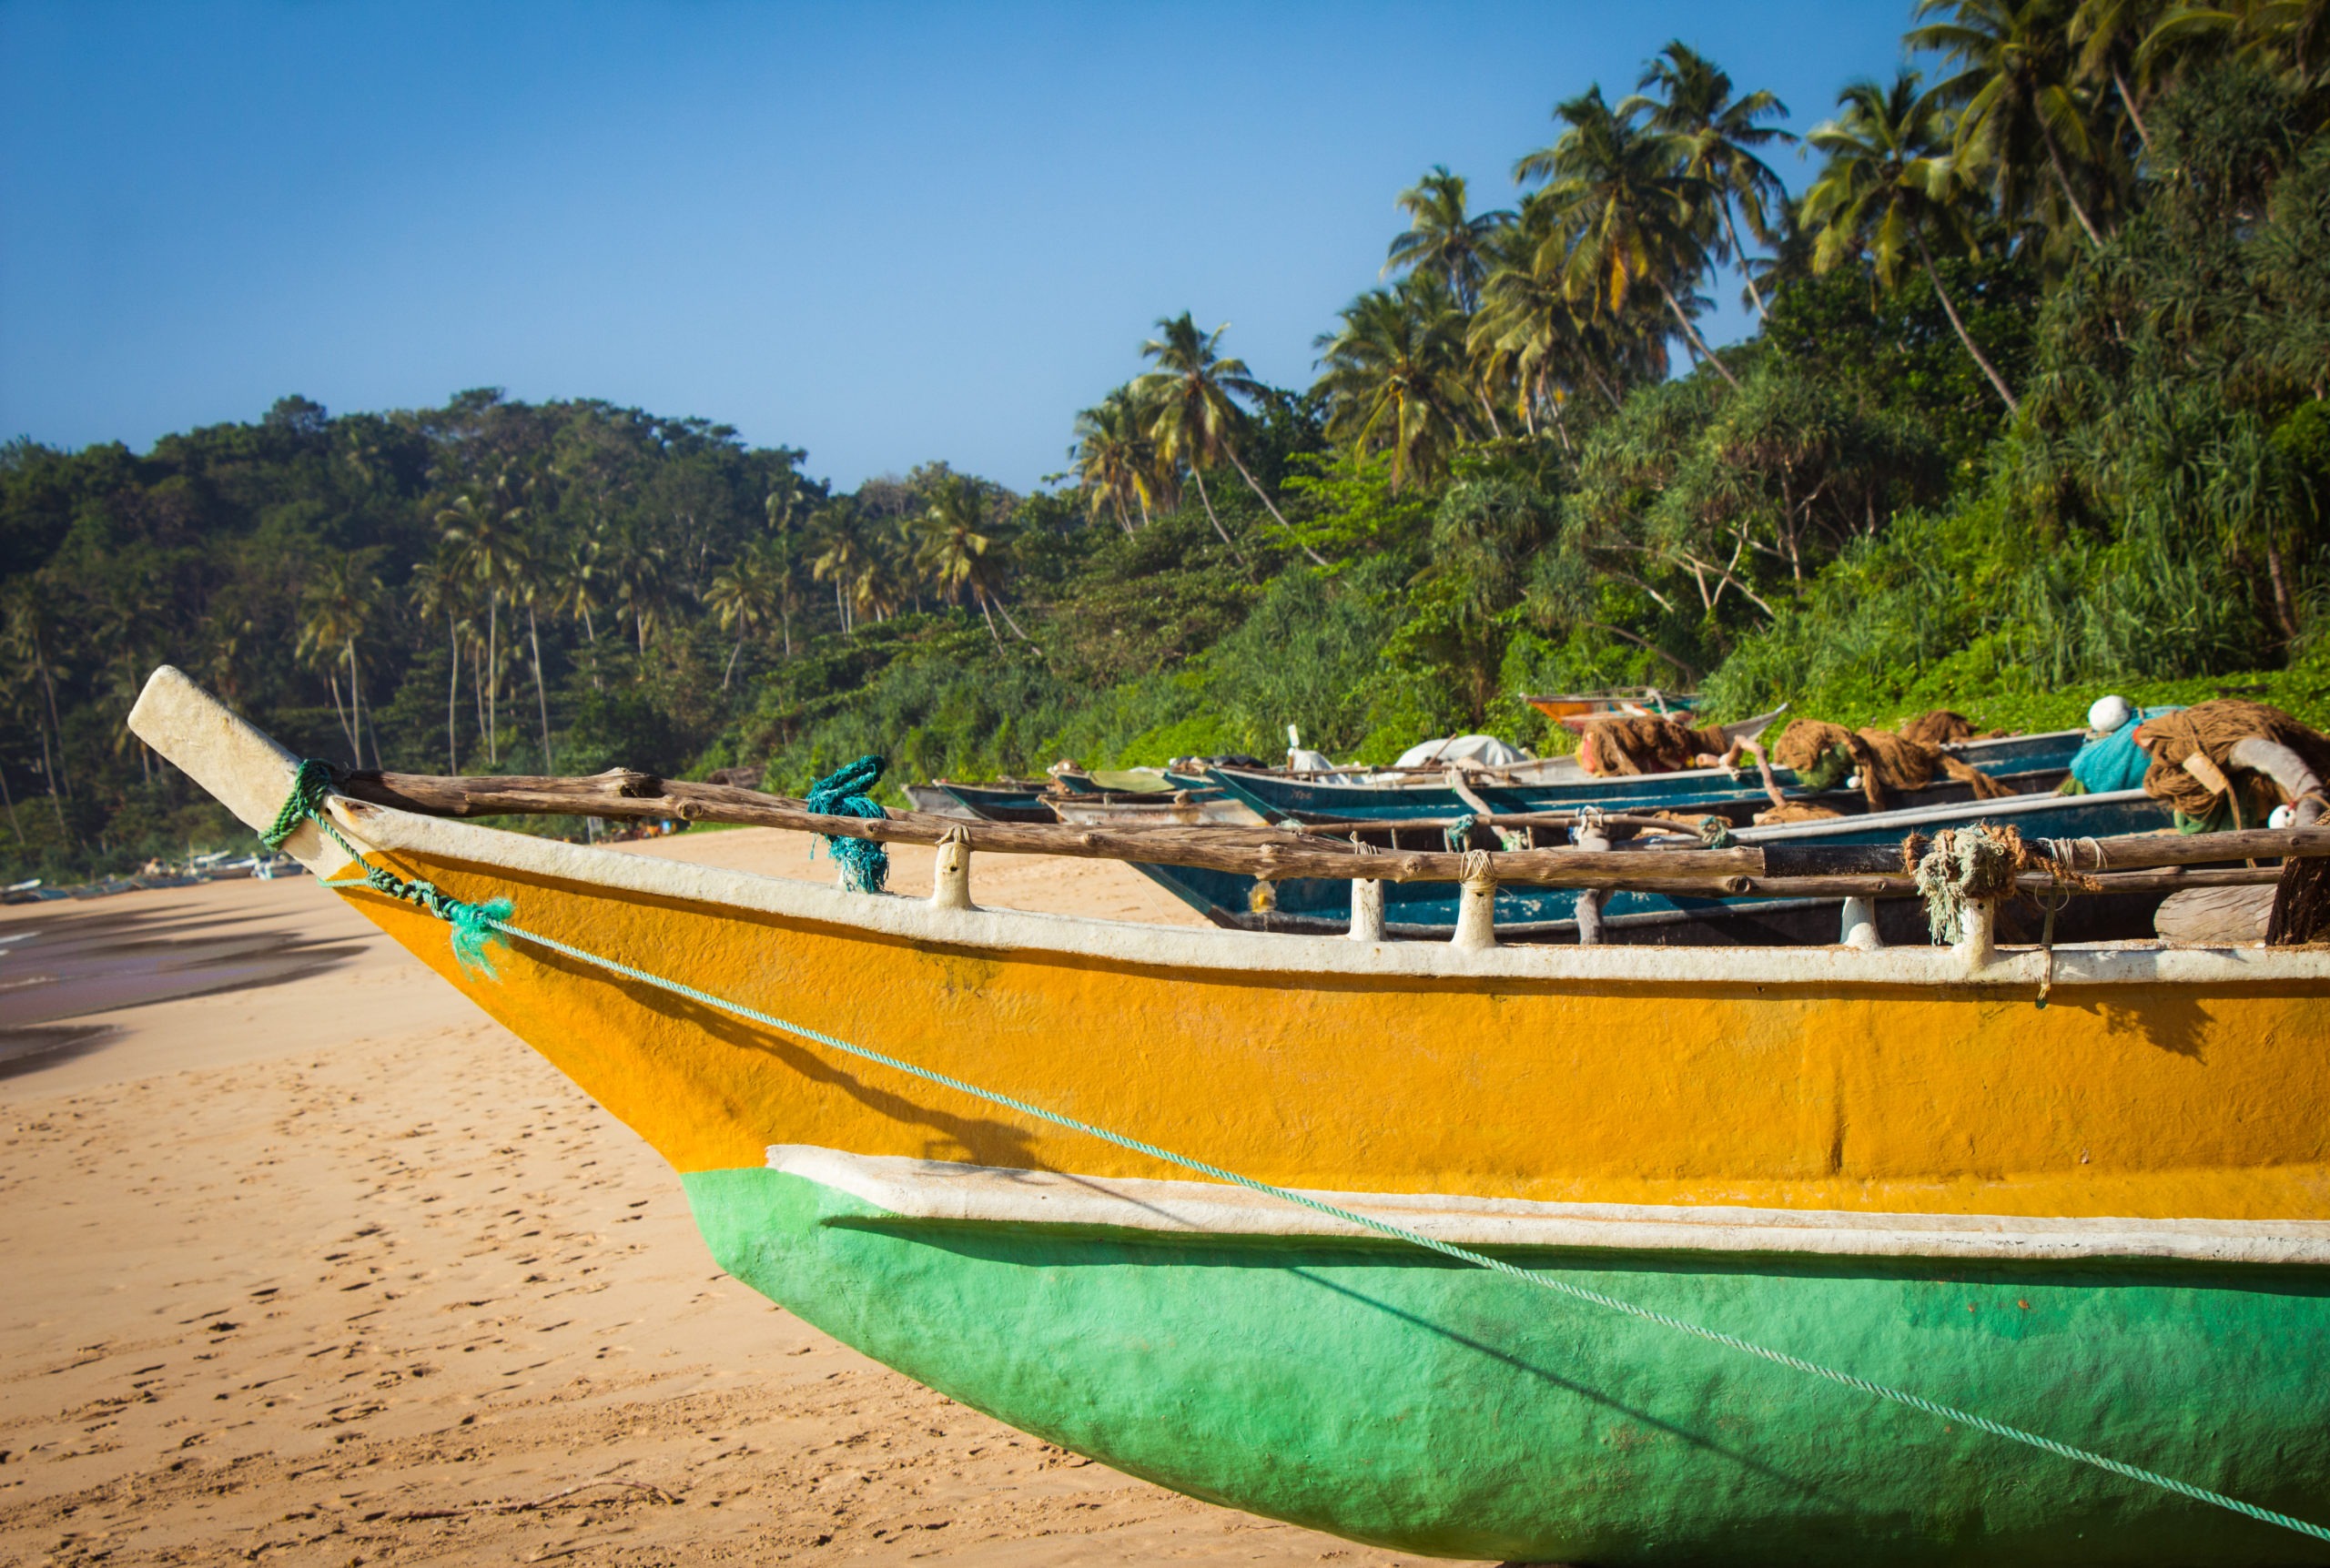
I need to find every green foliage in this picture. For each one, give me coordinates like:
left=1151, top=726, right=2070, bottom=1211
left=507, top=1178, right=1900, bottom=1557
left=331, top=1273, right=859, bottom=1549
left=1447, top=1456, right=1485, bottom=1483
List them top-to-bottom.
left=9, top=41, right=2330, bottom=885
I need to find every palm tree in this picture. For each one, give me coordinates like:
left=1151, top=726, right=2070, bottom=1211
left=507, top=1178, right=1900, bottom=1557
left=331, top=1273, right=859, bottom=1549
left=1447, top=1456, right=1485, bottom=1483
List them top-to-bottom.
left=1911, top=0, right=2113, bottom=248
left=1621, top=44, right=1795, bottom=320
left=1801, top=72, right=2023, bottom=412
left=1517, top=86, right=1740, bottom=388
left=1383, top=166, right=1513, bottom=310
left=1471, top=197, right=1655, bottom=430
left=1314, top=276, right=1479, bottom=490
left=1134, top=313, right=1326, bottom=567
left=1070, top=389, right=1169, bottom=533
left=913, top=476, right=1031, bottom=646
left=435, top=491, right=528, bottom=764
left=757, top=497, right=807, bottom=657
left=811, top=504, right=871, bottom=636
left=605, top=530, right=669, bottom=656
left=707, top=544, right=784, bottom=686
left=409, top=554, right=470, bottom=771
left=296, top=559, right=381, bottom=766
left=514, top=563, right=556, bottom=769
left=2, top=582, right=73, bottom=829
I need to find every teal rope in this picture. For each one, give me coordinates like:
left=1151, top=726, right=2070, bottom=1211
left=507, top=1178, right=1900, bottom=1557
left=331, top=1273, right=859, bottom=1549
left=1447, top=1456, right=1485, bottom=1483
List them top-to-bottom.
left=805, top=754, right=890, bottom=895
left=261, top=758, right=333, bottom=849
left=271, top=770, right=2330, bottom=1547
left=286, top=770, right=513, bottom=979
left=1443, top=812, right=1476, bottom=853
left=325, top=864, right=513, bottom=978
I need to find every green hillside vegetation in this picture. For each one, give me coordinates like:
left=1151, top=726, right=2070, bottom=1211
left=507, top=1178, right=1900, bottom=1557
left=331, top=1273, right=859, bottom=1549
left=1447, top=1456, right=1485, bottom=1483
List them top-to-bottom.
left=5, top=1, right=2327, bottom=881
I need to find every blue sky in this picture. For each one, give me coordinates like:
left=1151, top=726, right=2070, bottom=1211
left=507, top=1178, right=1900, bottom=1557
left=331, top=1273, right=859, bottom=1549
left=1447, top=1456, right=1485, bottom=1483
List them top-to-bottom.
left=1, top=2, right=1917, bottom=491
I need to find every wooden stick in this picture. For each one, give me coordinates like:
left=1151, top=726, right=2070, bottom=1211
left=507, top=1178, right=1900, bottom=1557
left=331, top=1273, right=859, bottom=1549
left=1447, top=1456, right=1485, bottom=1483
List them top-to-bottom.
left=327, top=767, right=2330, bottom=894
left=1738, top=865, right=2286, bottom=899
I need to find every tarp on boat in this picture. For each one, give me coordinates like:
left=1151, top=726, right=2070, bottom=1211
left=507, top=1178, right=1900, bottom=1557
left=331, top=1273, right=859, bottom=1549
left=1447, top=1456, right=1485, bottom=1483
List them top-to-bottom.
left=2070, top=704, right=2179, bottom=794
left=1393, top=734, right=1527, bottom=770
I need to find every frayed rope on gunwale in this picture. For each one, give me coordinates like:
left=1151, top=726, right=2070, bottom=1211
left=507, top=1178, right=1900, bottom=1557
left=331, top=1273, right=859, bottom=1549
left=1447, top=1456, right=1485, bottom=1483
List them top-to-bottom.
left=804, top=755, right=891, bottom=894
left=266, top=762, right=2330, bottom=1548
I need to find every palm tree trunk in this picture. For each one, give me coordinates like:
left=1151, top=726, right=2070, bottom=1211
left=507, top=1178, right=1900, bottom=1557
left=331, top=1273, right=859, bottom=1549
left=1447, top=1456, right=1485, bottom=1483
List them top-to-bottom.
left=2113, top=65, right=2153, bottom=157
left=2039, top=121, right=2105, bottom=248
left=1721, top=201, right=1768, bottom=321
left=1912, top=229, right=2021, bottom=412
left=1655, top=282, right=1741, bottom=389
left=1544, top=381, right=1575, bottom=455
left=1474, top=384, right=1505, bottom=440
left=1221, top=450, right=1328, bottom=567
left=1187, top=466, right=1251, bottom=571
left=2267, top=542, right=2300, bottom=643
left=990, top=591, right=1034, bottom=642
left=486, top=593, right=500, bottom=766
left=978, top=595, right=1003, bottom=649
left=527, top=602, right=553, bottom=769
left=781, top=604, right=792, bottom=659
left=446, top=616, right=460, bottom=774
left=724, top=637, right=745, bottom=687
left=471, top=640, right=488, bottom=765
left=343, top=641, right=367, bottom=768
left=35, top=655, right=71, bottom=801
left=325, top=664, right=352, bottom=757
left=35, top=722, right=67, bottom=836
left=0, top=759, right=21, bottom=846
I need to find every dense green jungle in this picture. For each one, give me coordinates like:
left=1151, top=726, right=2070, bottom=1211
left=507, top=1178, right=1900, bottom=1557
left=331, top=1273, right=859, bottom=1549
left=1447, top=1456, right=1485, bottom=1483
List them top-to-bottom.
left=5, top=3, right=2328, bottom=881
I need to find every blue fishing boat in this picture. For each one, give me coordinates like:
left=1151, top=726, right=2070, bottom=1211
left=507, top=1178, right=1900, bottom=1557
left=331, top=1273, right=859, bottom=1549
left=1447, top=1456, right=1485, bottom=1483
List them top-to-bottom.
left=1207, top=727, right=2087, bottom=824
left=1126, top=788, right=2176, bottom=945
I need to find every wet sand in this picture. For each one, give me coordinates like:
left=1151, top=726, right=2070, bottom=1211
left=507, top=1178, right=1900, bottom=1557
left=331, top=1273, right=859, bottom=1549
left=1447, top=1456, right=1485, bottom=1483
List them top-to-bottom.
left=0, top=832, right=1476, bottom=1566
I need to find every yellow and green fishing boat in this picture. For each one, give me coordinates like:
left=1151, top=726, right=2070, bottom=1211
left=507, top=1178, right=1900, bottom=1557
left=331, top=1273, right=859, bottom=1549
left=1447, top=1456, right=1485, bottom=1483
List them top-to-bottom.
left=131, top=667, right=2330, bottom=1565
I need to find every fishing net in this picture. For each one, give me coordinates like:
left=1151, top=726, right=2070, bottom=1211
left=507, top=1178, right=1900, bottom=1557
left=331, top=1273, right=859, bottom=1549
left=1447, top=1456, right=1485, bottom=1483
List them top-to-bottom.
left=2131, top=700, right=2330, bottom=825
left=1898, top=710, right=1979, bottom=745
left=1578, top=715, right=1733, bottom=776
left=1774, top=722, right=2016, bottom=810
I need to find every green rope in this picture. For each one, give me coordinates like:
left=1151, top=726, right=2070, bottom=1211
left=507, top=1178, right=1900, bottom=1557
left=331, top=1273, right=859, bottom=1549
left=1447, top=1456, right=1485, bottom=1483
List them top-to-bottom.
left=805, top=755, right=890, bottom=895
left=261, top=758, right=333, bottom=849
left=278, top=764, right=514, bottom=978
left=268, top=766, right=2330, bottom=1548
left=1442, top=812, right=1476, bottom=853
left=325, top=863, right=513, bottom=978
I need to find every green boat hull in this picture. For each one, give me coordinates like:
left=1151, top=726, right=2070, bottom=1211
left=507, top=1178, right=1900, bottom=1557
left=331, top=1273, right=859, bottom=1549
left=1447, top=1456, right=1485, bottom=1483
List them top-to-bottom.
left=684, top=1166, right=2330, bottom=1565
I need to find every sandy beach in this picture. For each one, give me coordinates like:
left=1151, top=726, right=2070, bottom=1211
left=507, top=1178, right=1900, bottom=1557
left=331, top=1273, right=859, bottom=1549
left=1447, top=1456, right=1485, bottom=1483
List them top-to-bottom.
left=0, top=831, right=1478, bottom=1566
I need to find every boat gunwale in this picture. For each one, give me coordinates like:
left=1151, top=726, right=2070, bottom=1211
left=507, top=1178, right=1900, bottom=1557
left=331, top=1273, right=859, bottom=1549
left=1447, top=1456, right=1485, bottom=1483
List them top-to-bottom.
left=327, top=794, right=2330, bottom=991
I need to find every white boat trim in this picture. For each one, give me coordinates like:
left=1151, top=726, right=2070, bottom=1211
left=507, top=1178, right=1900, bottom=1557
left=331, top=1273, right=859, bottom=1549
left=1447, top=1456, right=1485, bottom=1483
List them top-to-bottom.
left=127, top=666, right=2330, bottom=991
left=1730, top=787, right=2155, bottom=843
left=768, top=1146, right=2330, bottom=1265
